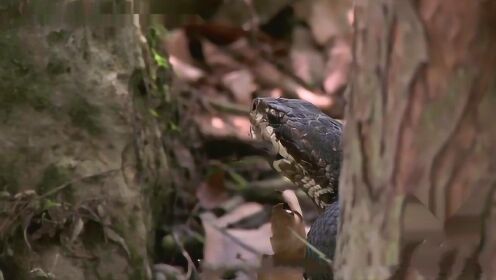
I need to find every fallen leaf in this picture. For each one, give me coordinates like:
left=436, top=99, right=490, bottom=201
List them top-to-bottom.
left=213, top=0, right=291, bottom=28
left=294, top=0, right=351, bottom=45
left=290, top=27, right=325, bottom=86
left=164, top=30, right=205, bottom=82
left=323, top=38, right=351, bottom=95
left=203, top=40, right=242, bottom=69
left=169, top=56, right=205, bottom=82
left=222, top=69, right=258, bottom=104
left=195, top=115, right=252, bottom=141
left=172, top=140, right=197, bottom=177
left=196, top=170, right=230, bottom=209
left=256, top=200, right=306, bottom=280
left=201, top=203, right=273, bottom=274
left=269, top=203, right=306, bottom=264
left=69, top=216, right=85, bottom=243
left=103, top=226, right=130, bottom=257
left=258, top=255, right=304, bottom=280
left=153, top=263, right=186, bottom=280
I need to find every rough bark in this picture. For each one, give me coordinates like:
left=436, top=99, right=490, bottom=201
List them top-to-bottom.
left=336, top=0, right=496, bottom=279
left=0, top=2, right=171, bottom=279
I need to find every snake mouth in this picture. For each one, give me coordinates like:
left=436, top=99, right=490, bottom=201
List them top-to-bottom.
left=249, top=98, right=311, bottom=195
left=249, top=99, right=294, bottom=168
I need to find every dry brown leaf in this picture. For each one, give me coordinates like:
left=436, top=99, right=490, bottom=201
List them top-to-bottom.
left=213, top=0, right=291, bottom=28
left=294, top=0, right=351, bottom=45
left=290, top=27, right=325, bottom=86
left=164, top=30, right=205, bottom=82
left=323, top=38, right=351, bottom=95
left=203, top=40, right=242, bottom=70
left=169, top=56, right=205, bottom=82
left=222, top=69, right=257, bottom=104
left=294, top=87, right=332, bottom=108
left=195, top=114, right=252, bottom=141
left=172, top=140, right=196, bottom=176
left=196, top=170, right=230, bottom=210
left=256, top=201, right=306, bottom=280
left=201, top=203, right=272, bottom=273
left=270, top=203, right=306, bottom=264
left=69, top=216, right=85, bottom=243
left=103, top=226, right=130, bottom=257
left=258, top=255, right=304, bottom=280
left=153, top=263, right=186, bottom=280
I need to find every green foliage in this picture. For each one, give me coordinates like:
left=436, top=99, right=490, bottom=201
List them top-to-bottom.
left=152, top=49, right=169, bottom=68
left=40, top=198, right=62, bottom=211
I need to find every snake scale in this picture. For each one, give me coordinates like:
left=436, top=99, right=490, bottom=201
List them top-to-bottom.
left=250, top=97, right=342, bottom=280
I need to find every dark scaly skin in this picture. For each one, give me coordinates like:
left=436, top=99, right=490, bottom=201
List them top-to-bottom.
left=249, top=97, right=342, bottom=279
left=249, top=98, right=342, bottom=208
left=305, top=203, right=339, bottom=280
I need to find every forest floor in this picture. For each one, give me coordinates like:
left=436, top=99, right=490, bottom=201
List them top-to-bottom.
left=148, top=1, right=352, bottom=279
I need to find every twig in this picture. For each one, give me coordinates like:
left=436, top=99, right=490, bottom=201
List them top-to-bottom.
left=242, top=0, right=260, bottom=36
left=203, top=97, right=250, bottom=115
left=0, top=168, right=120, bottom=248
left=39, top=168, right=120, bottom=199
left=203, top=218, right=262, bottom=256
left=289, top=229, right=332, bottom=265
left=172, top=230, right=197, bottom=279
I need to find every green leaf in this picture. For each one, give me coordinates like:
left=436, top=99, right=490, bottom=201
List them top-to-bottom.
left=152, top=49, right=169, bottom=68
left=41, top=198, right=61, bottom=211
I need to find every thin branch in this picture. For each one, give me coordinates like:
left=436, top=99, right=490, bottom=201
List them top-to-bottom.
left=39, top=168, right=120, bottom=199
left=203, top=218, right=262, bottom=256
left=290, top=228, right=332, bottom=265
left=172, top=230, right=197, bottom=279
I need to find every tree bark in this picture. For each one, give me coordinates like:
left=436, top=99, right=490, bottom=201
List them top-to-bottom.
left=336, top=0, right=496, bottom=279
left=0, top=2, right=171, bottom=279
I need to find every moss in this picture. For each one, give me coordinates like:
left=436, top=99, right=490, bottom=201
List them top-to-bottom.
left=46, top=30, right=69, bottom=45
left=0, top=31, right=53, bottom=118
left=46, top=56, right=71, bottom=76
left=67, top=95, right=102, bottom=135
left=0, top=157, right=19, bottom=193
left=36, top=164, right=70, bottom=194
left=127, top=212, right=138, bottom=230
left=128, top=248, right=146, bottom=280
left=101, top=274, right=116, bottom=280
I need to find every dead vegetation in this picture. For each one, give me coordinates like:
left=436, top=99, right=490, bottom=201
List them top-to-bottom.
left=144, top=1, right=353, bottom=279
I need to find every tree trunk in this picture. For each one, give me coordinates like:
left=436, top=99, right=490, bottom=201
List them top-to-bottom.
left=336, top=0, right=496, bottom=279
left=0, top=2, right=171, bottom=279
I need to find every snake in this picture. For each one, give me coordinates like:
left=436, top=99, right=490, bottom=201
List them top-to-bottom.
left=249, top=97, right=342, bottom=279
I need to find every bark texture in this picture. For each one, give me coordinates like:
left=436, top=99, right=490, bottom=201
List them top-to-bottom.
left=335, top=0, right=496, bottom=279
left=0, top=2, right=170, bottom=279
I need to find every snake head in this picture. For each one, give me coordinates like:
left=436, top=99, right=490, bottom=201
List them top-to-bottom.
left=249, top=97, right=343, bottom=209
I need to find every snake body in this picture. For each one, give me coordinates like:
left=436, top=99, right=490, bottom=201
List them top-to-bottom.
left=250, top=97, right=342, bottom=279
